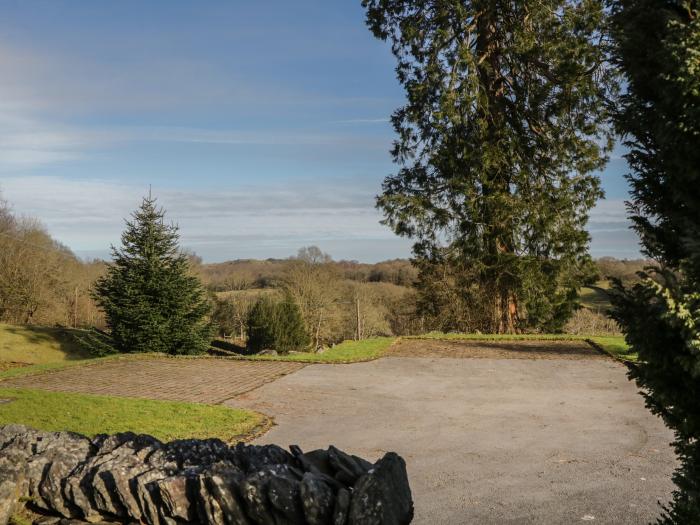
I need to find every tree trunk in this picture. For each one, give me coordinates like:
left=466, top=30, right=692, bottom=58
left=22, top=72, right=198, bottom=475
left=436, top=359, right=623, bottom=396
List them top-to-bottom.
left=477, top=5, right=519, bottom=334
left=494, top=288, right=519, bottom=334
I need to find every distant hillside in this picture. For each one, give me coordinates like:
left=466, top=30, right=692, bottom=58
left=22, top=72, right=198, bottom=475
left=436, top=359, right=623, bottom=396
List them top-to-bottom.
left=199, top=257, right=417, bottom=291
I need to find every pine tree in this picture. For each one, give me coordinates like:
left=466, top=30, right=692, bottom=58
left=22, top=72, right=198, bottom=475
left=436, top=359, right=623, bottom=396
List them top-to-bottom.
left=363, top=0, right=616, bottom=333
left=609, top=1, right=700, bottom=521
left=93, top=196, right=212, bottom=355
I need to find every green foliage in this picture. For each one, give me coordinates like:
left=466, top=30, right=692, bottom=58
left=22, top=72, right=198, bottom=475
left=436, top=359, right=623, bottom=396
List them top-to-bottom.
left=363, top=0, right=615, bottom=333
left=610, top=0, right=700, bottom=521
left=93, top=196, right=212, bottom=355
left=611, top=277, right=700, bottom=521
left=212, top=297, right=238, bottom=337
left=246, top=297, right=310, bottom=354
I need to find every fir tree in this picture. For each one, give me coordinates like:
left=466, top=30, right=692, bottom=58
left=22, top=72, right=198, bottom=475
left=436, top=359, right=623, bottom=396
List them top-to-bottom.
left=363, top=0, right=616, bottom=332
left=609, top=0, right=700, bottom=521
left=93, top=196, right=212, bottom=355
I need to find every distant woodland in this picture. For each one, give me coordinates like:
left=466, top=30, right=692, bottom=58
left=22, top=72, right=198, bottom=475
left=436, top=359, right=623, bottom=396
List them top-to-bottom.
left=1, top=192, right=648, bottom=344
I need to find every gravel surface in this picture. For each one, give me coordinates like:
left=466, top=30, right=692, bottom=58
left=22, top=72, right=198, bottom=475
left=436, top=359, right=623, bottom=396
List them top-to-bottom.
left=231, top=344, right=676, bottom=524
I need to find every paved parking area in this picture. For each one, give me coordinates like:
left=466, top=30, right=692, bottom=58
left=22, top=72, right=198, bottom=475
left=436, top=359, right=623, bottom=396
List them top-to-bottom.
left=231, top=341, right=676, bottom=524
left=3, top=358, right=305, bottom=404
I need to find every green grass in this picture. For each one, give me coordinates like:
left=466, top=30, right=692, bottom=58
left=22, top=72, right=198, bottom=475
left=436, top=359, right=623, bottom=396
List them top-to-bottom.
left=0, top=323, right=92, bottom=364
left=588, top=335, right=637, bottom=362
left=242, top=337, right=397, bottom=363
left=0, top=387, right=266, bottom=442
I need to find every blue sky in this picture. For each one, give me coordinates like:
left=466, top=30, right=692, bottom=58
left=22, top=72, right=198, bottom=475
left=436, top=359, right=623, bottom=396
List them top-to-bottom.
left=0, top=1, right=639, bottom=262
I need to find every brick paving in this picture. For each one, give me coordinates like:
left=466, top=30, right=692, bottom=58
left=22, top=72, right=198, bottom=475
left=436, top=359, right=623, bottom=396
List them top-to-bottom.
left=3, top=358, right=305, bottom=404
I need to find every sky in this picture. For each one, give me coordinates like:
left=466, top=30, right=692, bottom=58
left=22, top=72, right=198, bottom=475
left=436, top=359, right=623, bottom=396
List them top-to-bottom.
left=0, top=0, right=640, bottom=263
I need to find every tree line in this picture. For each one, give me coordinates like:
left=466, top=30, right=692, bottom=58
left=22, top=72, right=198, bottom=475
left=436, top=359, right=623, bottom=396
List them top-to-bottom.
left=0, top=186, right=643, bottom=340
left=0, top=195, right=105, bottom=327
left=211, top=247, right=422, bottom=349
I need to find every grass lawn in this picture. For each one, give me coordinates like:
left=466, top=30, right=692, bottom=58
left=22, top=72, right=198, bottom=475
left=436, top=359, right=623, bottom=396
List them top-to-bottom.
left=0, top=323, right=92, bottom=364
left=0, top=323, right=107, bottom=382
left=588, top=336, right=636, bottom=362
left=243, top=337, right=397, bottom=363
left=0, top=387, right=265, bottom=442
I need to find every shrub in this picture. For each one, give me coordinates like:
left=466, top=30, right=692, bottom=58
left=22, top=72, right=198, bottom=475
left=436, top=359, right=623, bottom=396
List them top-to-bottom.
left=246, top=297, right=309, bottom=354
left=564, top=309, right=621, bottom=336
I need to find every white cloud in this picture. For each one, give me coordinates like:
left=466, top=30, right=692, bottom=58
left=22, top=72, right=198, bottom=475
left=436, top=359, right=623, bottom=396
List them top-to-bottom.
left=0, top=112, right=92, bottom=169
left=0, top=113, right=388, bottom=171
left=0, top=175, right=404, bottom=262
left=0, top=176, right=642, bottom=261
left=588, top=198, right=641, bottom=258
left=588, top=198, right=629, bottom=224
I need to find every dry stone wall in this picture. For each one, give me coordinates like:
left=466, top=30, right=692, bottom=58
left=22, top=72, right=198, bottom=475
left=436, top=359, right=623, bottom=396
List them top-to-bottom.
left=0, top=425, right=413, bottom=525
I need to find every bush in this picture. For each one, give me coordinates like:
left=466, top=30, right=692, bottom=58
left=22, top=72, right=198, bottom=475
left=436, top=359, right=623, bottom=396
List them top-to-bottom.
left=246, top=297, right=309, bottom=354
left=564, top=309, right=620, bottom=336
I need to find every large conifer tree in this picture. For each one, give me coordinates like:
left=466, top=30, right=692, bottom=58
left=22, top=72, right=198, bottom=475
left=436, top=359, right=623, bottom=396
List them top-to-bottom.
left=363, top=0, right=615, bottom=332
left=609, top=0, right=700, bottom=521
left=94, top=196, right=212, bottom=355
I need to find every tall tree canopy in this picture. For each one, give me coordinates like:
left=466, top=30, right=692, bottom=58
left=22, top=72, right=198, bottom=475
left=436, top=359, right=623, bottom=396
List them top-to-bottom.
left=363, top=0, right=615, bottom=332
left=609, top=0, right=700, bottom=521
left=94, top=196, right=212, bottom=355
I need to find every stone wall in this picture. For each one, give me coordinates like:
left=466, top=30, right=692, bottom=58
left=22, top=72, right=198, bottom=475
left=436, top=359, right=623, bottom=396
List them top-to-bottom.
left=0, top=425, right=413, bottom=525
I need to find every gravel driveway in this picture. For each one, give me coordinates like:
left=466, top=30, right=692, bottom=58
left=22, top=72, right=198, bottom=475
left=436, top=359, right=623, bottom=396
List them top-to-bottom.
left=231, top=341, right=676, bottom=524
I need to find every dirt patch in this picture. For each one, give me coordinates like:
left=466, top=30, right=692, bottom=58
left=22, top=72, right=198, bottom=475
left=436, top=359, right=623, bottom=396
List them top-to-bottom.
left=389, top=338, right=604, bottom=360
left=0, top=361, right=29, bottom=372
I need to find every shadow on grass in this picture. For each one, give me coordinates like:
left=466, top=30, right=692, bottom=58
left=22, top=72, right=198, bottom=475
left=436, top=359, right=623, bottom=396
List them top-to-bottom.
left=1, top=324, right=92, bottom=361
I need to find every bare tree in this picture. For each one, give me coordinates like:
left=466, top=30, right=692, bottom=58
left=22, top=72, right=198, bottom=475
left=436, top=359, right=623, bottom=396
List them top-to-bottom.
left=283, top=250, right=341, bottom=348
